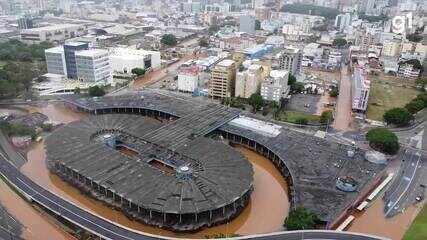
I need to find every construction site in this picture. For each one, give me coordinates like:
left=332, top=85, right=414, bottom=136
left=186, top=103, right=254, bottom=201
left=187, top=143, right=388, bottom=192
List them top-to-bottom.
left=52, top=89, right=385, bottom=231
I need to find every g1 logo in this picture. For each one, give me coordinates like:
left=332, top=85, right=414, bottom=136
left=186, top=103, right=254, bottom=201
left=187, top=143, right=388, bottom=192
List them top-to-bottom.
left=392, top=12, right=413, bottom=34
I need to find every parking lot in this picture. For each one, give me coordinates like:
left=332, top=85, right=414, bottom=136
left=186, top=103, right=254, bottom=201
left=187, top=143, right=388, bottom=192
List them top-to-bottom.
left=286, top=94, right=321, bottom=115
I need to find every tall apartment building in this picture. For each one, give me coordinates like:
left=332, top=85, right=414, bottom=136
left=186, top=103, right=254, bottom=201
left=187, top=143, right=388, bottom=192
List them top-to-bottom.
left=334, top=13, right=351, bottom=32
left=382, top=40, right=401, bottom=57
left=64, top=42, right=89, bottom=79
left=45, top=46, right=66, bottom=75
left=278, top=47, right=302, bottom=76
left=75, top=49, right=112, bottom=83
left=209, top=60, right=236, bottom=98
left=235, top=64, right=263, bottom=99
left=352, top=67, right=370, bottom=112
left=260, top=70, right=289, bottom=103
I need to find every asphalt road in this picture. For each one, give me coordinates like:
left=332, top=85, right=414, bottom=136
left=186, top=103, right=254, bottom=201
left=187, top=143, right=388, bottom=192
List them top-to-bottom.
left=384, top=130, right=424, bottom=217
left=0, top=225, right=22, bottom=240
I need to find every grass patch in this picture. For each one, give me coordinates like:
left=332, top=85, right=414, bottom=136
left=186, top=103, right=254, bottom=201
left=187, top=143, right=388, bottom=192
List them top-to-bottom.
left=366, top=76, right=421, bottom=121
left=276, top=111, right=320, bottom=124
left=403, top=204, right=427, bottom=240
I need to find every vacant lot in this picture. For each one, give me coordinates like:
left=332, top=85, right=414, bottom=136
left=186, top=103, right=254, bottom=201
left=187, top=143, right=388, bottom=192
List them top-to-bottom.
left=366, top=76, right=421, bottom=121
left=276, top=110, right=320, bottom=124
left=403, top=205, right=427, bottom=240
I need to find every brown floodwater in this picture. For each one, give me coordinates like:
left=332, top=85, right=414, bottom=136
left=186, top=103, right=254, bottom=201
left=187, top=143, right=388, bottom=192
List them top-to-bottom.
left=16, top=103, right=289, bottom=238
left=0, top=180, right=76, bottom=240
left=348, top=196, right=419, bottom=240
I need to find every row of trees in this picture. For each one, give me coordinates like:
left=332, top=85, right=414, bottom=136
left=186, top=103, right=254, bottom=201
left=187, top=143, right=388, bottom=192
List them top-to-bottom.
left=281, top=4, right=340, bottom=20
left=0, top=39, right=53, bottom=62
left=0, top=61, right=42, bottom=99
left=383, top=93, right=427, bottom=126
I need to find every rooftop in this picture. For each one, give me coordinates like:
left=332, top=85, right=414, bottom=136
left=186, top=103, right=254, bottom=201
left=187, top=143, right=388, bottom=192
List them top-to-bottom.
left=21, top=23, right=82, bottom=33
left=75, top=49, right=109, bottom=57
left=216, top=59, right=235, bottom=68
left=61, top=89, right=385, bottom=223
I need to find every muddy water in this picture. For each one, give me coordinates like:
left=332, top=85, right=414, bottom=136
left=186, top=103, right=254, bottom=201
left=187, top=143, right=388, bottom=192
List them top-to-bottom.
left=16, top=103, right=289, bottom=238
left=0, top=180, right=75, bottom=240
left=348, top=197, right=419, bottom=240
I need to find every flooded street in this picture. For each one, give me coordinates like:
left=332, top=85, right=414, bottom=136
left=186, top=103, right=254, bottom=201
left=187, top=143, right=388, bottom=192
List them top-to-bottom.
left=16, top=103, right=289, bottom=238
left=0, top=180, right=75, bottom=240
left=348, top=196, right=419, bottom=240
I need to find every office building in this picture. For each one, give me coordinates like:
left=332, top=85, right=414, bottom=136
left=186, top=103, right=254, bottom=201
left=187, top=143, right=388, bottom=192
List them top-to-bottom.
left=239, top=15, right=256, bottom=34
left=17, top=16, right=34, bottom=30
left=64, top=42, right=89, bottom=79
left=45, top=46, right=66, bottom=75
left=278, top=47, right=302, bottom=76
left=110, top=48, right=161, bottom=74
left=75, top=49, right=112, bottom=83
left=210, top=60, right=236, bottom=98
left=352, top=67, right=370, bottom=112
left=260, top=70, right=289, bottom=103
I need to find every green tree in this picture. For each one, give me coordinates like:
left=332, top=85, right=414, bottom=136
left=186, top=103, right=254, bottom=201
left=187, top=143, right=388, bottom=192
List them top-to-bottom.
left=281, top=4, right=339, bottom=20
left=255, top=20, right=261, bottom=30
left=406, top=33, right=423, bottom=42
left=161, top=34, right=178, bottom=46
left=198, top=37, right=209, bottom=47
left=333, top=38, right=347, bottom=47
left=131, top=67, right=146, bottom=76
left=288, top=74, right=297, bottom=85
left=415, top=77, right=427, bottom=90
left=291, top=82, right=305, bottom=93
left=88, top=86, right=106, bottom=97
left=329, top=87, right=339, bottom=97
left=248, top=93, right=264, bottom=113
left=405, top=99, right=425, bottom=114
left=270, top=101, right=280, bottom=118
left=383, top=108, right=412, bottom=126
left=320, top=110, right=334, bottom=124
left=294, top=116, right=308, bottom=125
left=0, top=122, right=37, bottom=139
left=366, top=128, right=399, bottom=155
left=284, top=206, right=318, bottom=230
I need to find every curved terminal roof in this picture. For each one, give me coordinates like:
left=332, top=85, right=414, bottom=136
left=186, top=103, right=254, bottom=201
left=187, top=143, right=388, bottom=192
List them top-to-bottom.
left=45, top=114, right=253, bottom=214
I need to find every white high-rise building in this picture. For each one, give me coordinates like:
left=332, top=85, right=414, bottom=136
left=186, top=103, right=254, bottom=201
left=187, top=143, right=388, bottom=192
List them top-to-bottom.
left=335, top=13, right=351, bottom=32
left=75, top=49, right=112, bottom=84
left=260, top=70, right=289, bottom=103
